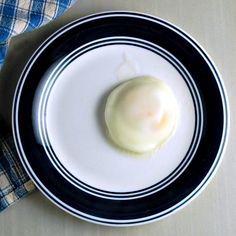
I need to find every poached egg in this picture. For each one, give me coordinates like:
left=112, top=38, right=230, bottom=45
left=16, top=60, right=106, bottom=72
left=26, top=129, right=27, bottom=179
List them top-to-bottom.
left=105, top=76, right=179, bottom=154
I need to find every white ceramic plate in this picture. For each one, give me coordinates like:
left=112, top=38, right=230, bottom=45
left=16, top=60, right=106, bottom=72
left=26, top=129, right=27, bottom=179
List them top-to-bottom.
left=12, top=12, right=229, bottom=226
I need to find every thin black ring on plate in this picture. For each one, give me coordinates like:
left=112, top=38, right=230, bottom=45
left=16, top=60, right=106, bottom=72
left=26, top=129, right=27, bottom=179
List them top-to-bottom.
left=12, top=12, right=229, bottom=225
left=37, top=37, right=203, bottom=199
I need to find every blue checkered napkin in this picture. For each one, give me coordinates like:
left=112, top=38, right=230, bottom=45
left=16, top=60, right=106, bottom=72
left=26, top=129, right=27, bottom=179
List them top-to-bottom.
left=0, top=0, right=73, bottom=212
left=0, top=0, right=74, bottom=66
left=0, top=120, right=35, bottom=211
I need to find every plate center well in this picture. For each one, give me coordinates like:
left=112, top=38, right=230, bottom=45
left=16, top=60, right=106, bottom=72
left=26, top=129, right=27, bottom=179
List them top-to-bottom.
left=44, top=44, right=196, bottom=193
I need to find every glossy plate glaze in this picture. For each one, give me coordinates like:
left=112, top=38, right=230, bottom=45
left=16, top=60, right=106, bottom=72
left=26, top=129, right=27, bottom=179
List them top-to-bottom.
left=12, top=12, right=229, bottom=226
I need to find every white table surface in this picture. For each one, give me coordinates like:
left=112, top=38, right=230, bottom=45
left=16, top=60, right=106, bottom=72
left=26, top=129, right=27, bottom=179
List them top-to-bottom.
left=0, top=0, right=236, bottom=235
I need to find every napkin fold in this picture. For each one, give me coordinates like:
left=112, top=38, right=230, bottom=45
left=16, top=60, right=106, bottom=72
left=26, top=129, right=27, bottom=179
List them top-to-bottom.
left=0, top=0, right=73, bottom=212
left=0, top=118, right=35, bottom=211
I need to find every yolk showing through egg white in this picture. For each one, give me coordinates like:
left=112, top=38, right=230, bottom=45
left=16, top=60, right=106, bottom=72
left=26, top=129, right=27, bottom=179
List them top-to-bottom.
left=105, top=76, right=179, bottom=155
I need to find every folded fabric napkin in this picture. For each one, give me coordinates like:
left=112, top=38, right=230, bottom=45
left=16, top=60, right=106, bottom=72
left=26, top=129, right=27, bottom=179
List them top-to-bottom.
left=0, top=0, right=73, bottom=212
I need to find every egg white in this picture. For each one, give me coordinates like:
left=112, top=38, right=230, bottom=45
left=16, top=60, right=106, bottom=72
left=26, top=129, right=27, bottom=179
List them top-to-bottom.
left=105, top=76, right=179, bottom=154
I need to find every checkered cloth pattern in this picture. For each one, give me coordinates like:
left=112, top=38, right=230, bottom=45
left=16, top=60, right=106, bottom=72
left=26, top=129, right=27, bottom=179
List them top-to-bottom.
left=0, top=0, right=73, bottom=212
left=0, top=0, right=73, bottom=66
left=0, top=119, right=35, bottom=211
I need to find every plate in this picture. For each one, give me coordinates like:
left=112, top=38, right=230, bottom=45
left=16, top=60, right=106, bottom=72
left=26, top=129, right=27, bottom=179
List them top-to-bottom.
left=12, top=12, right=229, bottom=226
